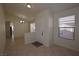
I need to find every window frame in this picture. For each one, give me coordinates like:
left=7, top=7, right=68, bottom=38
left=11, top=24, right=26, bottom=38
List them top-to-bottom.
left=58, top=15, right=75, bottom=40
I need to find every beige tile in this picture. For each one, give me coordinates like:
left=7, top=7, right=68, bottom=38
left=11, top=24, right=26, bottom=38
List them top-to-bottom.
left=4, top=37, right=79, bottom=56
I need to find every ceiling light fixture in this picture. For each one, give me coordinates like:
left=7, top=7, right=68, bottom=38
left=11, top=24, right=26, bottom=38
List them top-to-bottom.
left=26, top=3, right=32, bottom=8
left=20, top=20, right=24, bottom=23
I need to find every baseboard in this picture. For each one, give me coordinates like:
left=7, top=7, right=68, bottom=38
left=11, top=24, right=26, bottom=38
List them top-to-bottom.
left=54, top=44, right=79, bottom=52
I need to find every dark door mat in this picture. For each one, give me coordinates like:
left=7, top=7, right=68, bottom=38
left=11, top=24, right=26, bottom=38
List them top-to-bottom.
left=32, top=41, right=43, bottom=48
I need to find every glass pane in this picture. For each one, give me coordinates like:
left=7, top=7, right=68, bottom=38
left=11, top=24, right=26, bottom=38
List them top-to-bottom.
left=59, top=15, right=75, bottom=27
left=30, top=23, right=36, bottom=32
left=59, top=28, right=74, bottom=39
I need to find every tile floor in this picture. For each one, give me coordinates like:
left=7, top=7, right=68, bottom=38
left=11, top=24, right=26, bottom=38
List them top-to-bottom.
left=4, top=37, right=79, bottom=56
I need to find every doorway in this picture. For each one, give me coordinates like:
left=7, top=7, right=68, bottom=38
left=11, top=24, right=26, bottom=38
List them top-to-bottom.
left=5, top=21, right=15, bottom=42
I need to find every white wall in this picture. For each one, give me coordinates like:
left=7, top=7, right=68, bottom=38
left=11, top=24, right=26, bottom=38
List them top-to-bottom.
left=0, top=4, right=6, bottom=55
left=53, top=7, right=79, bottom=51
left=35, top=9, right=53, bottom=47
left=14, top=21, right=29, bottom=38
left=24, top=32, right=36, bottom=44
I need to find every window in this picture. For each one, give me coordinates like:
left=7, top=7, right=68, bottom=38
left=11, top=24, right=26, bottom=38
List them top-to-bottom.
left=59, top=15, right=75, bottom=40
left=30, top=23, right=36, bottom=32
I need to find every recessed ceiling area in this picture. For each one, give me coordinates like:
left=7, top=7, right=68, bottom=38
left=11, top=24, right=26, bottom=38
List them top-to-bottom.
left=3, top=3, right=79, bottom=21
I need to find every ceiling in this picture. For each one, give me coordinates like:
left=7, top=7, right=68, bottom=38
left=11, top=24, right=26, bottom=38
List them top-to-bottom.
left=3, top=3, right=79, bottom=21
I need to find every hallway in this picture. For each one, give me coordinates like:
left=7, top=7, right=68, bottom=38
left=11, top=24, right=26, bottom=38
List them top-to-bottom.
left=4, top=37, right=79, bottom=56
